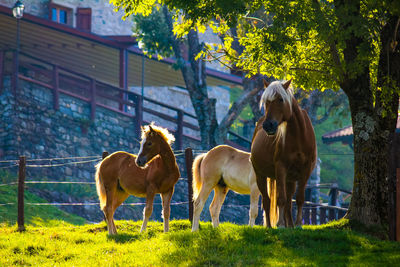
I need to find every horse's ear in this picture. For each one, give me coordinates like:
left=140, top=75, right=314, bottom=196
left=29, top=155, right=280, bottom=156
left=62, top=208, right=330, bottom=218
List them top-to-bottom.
left=282, top=78, right=292, bottom=90
left=263, top=79, right=270, bottom=88
left=149, top=125, right=155, bottom=132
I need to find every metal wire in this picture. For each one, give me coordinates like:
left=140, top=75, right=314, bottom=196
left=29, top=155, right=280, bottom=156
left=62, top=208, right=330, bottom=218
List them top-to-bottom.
left=25, top=155, right=101, bottom=162
left=26, top=158, right=101, bottom=168
left=0, top=159, right=19, bottom=163
left=0, top=164, right=18, bottom=169
left=25, top=181, right=96, bottom=185
left=24, top=201, right=190, bottom=206
left=0, top=203, right=15, bottom=206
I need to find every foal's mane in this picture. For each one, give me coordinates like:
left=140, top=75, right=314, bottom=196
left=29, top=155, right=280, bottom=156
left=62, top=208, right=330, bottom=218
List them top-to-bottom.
left=259, top=80, right=293, bottom=110
left=141, top=123, right=175, bottom=145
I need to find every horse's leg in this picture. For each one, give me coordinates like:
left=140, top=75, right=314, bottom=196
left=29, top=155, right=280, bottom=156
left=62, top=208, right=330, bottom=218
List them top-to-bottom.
left=275, top=163, right=287, bottom=227
left=256, top=175, right=271, bottom=228
left=295, top=179, right=307, bottom=226
left=102, top=181, right=118, bottom=235
left=285, top=181, right=296, bottom=228
left=192, top=183, right=214, bottom=232
left=249, top=184, right=260, bottom=227
left=209, top=185, right=228, bottom=228
left=161, top=188, right=174, bottom=233
left=111, top=189, right=129, bottom=234
left=140, top=190, right=155, bottom=233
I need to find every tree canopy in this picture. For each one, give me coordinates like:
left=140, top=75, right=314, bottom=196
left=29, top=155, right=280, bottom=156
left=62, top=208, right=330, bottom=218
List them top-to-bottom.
left=112, top=0, right=400, bottom=235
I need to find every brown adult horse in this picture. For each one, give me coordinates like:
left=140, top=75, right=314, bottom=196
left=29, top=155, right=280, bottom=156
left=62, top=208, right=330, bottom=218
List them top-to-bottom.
left=251, top=79, right=316, bottom=228
left=95, top=123, right=180, bottom=235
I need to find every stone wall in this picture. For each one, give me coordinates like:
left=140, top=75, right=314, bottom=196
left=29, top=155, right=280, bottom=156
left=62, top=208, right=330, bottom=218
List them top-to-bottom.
left=0, top=75, right=195, bottom=221
left=0, top=76, right=257, bottom=225
left=130, top=85, right=230, bottom=139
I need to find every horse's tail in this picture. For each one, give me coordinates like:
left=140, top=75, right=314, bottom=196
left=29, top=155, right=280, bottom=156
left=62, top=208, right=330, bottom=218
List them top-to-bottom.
left=192, top=153, right=206, bottom=200
left=95, top=161, right=107, bottom=210
left=268, top=178, right=278, bottom=227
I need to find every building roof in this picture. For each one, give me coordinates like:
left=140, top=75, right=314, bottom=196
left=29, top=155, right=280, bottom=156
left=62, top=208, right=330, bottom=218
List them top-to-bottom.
left=0, top=4, right=242, bottom=88
left=322, top=115, right=400, bottom=145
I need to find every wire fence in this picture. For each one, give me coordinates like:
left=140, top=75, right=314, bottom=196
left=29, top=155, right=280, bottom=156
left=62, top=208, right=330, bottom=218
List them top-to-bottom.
left=0, top=148, right=351, bottom=230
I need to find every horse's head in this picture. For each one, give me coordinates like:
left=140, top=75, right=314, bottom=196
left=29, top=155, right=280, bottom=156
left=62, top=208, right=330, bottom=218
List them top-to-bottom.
left=260, top=79, right=293, bottom=135
left=135, top=123, right=175, bottom=167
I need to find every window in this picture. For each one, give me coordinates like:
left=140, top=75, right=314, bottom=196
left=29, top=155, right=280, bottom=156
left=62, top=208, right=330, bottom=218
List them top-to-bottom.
left=49, top=3, right=72, bottom=26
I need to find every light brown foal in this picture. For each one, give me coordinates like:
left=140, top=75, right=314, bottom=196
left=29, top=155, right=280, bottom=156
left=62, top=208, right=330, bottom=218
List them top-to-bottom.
left=95, top=123, right=180, bottom=235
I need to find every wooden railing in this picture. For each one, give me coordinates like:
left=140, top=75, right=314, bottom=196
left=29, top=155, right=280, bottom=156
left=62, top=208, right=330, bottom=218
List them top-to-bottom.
left=2, top=50, right=251, bottom=150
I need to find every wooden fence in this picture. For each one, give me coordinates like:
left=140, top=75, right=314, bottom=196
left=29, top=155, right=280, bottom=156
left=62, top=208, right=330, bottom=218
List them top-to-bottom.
left=0, top=50, right=251, bottom=151
left=3, top=148, right=356, bottom=233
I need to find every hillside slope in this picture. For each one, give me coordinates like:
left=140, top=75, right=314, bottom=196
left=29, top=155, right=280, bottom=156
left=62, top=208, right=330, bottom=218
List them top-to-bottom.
left=0, top=220, right=398, bottom=266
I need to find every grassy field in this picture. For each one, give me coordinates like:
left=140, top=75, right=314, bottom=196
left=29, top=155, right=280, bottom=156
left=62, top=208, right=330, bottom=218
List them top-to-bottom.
left=0, top=185, right=86, bottom=226
left=0, top=219, right=399, bottom=266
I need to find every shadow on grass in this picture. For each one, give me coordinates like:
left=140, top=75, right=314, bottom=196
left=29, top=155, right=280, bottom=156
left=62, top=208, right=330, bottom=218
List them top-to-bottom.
left=159, top=223, right=358, bottom=266
left=107, top=233, right=142, bottom=243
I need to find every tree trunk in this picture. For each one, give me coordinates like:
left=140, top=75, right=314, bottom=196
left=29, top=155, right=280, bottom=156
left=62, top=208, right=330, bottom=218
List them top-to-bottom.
left=333, top=0, right=400, bottom=232
left=163, top=6, right=218, bottom=149
left=163, top=7, right=264, bottom=149
left=344, top=12, right=400, bottom=228
left=347, top=99, right=391, bottom=227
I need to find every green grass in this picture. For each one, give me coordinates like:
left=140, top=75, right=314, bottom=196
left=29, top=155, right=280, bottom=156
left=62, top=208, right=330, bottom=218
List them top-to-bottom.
left=0, top=185, right=86, bottom=227
left=0, top=219, right=399, bottom=266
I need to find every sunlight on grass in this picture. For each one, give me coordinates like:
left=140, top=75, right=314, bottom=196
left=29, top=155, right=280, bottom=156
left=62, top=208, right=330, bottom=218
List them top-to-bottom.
left=0, top=220, right=399, bottom=266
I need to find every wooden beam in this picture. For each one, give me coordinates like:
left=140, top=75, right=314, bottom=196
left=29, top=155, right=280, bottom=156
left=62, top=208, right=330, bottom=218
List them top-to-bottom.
left=119, top=48, right=128, bottom=111
left=0, top=50, right=4, bottom=93
left=12, top=51, right=17, bottom=95
left=53, top=65, right=59, bottom=110
left=90, top=79, right=96, bottom=121
left=176, top=110, right=183, bottom=150
left=185, top=148, right=194, bottom=223
left=17, top=156, right=26, bottom=232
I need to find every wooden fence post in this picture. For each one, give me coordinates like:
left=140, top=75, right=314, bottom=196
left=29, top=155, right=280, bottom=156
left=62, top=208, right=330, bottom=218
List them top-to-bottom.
left=0, top=50, right=4, bottom=93
left=53, top=65, right=59, bottom=110
left=90, top=79, right=96, bottom=121
left=135, top=95, right=143, bottom=138
left=176, top=110, right=183, bottom=150
left=185, top=147, right=194, bottom=223
left=17, top=156, right=26, bottom=232
left=396, top=168, right=400, bottom=241
left=328, top=183, right=339, bottom=221
left=329, top=183, right=339, bottom=206
left=311, top=206, right=317, bottom=224
left=303, top=207, right=310, bottom=225
left=319, top=207, right=326, bottom=225
left=328, top=207, right=336, bottom=221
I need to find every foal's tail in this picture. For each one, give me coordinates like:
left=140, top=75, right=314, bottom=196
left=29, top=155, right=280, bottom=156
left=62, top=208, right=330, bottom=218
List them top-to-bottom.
left=192, top=153, right=206, bottom=200
left=95, top=161, right=107, bottom=210
left=268, top=178, right=278, bottom=227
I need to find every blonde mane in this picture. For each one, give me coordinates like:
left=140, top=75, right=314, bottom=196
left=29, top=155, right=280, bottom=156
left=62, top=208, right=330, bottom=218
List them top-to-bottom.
left=259, top=80, right=293, bottom=111
left=259, top=80, right=293, bottom=146
left=141, top=122, right=175, bottom=145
